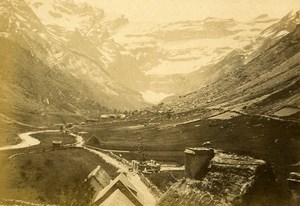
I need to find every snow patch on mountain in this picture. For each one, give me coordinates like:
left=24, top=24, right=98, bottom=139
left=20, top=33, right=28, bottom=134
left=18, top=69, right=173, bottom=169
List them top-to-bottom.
left=141, top=90, right=173, bottom=104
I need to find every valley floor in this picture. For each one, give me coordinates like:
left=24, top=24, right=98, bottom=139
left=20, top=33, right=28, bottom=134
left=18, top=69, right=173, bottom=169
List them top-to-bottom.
left=0, top=112, right=299, bottom=205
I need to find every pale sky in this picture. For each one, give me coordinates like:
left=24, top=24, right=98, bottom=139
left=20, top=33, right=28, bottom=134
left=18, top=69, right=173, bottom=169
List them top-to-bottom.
left=77, top=0, right=300, bottom=22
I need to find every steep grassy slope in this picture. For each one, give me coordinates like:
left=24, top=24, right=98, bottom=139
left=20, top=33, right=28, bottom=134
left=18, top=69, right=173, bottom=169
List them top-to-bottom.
left=0, top=37, right=111, bottom=147
left=0, top=38, right=107, bottom=122
left=0, top=148, right=115, bottom=205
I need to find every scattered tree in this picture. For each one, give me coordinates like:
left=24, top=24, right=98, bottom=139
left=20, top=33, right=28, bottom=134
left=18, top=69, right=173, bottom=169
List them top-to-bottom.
left=136, top=141, right=146, bottom=162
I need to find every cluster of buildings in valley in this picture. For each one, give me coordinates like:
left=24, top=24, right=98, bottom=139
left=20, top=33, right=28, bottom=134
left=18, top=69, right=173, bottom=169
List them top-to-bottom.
left=52, top=113, right=127, bottom=129
left=83, top=114, right=127, bottom=125
left=53, top=123, right=73, bottom=132
left=132, top=159, right=161, bottom=173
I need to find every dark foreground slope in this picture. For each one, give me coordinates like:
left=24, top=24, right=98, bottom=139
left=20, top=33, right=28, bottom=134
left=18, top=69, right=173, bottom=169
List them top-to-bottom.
left=0, top=131, right=118, bottom=205
left=0, top=148, right=111, bottom=205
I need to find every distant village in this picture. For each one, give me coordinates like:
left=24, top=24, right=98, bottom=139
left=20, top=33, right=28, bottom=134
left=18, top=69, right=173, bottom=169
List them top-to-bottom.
left=83, top=113, right=127, bottom=124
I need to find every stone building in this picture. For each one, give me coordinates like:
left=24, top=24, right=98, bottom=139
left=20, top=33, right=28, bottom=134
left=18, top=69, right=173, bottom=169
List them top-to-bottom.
left=184, top=147, right=214, bottom=179
left=158, top=148, right=278, bottom=206
left=132, top=159, right=161, bottom=173
left=92, top=173, right=143, bottom=206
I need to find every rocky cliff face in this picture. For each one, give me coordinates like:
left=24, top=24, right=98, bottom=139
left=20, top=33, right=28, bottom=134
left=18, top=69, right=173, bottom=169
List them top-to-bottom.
left=0, top=0, right=149, bottom=121
left=26, top=0, right=146, bottom=96
left=0, top=37, right=105, bottom=123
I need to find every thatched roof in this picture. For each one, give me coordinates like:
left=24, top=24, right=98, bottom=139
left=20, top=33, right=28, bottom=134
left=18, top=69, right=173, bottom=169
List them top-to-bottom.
left=158, top=151, right=271, bottom=206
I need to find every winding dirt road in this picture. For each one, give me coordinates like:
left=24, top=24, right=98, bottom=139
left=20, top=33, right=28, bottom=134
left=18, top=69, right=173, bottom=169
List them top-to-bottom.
left=0, top=130, right=157, bottom=205
left=0, top=130, right=84, bottom=151
left=0, top=131, right=44, bottom=151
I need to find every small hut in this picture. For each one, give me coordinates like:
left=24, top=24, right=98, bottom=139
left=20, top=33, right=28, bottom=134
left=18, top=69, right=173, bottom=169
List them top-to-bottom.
left=52, top=140, right=62, bottom=149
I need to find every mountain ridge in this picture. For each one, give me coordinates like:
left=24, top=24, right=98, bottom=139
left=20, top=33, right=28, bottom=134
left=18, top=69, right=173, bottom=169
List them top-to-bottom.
left=0, top=0, right=149, bottom=119
left=137, top=12, right=300, bottom=120
left=113, top=14, right=279, bottom=99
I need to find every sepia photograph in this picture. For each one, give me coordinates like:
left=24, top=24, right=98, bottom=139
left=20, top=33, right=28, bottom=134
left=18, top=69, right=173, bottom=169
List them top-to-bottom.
left=0, top=0, right=299, bottom=205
